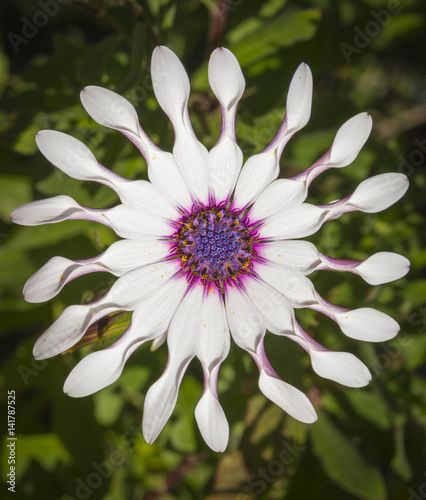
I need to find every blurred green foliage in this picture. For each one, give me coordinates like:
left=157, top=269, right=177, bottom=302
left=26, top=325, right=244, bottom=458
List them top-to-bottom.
left=0, top=0, right=425, bottom=499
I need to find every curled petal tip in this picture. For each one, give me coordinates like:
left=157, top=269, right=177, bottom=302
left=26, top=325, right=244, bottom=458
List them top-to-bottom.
left=153, top=44, right=168, bottom=52
left=209, top=46, right=245, bottom=112
left=286, top=63, right=313, bottom=132
left=328, top=112, right=373, bottom=167
left=349, top=172, right=409, bottom=213
left=356, top=252, right=410, bottom=285
left=337, top=308, right=400, bottom=342
left=32, top=349, right=44, bottom=361
left=310, top=350, right=372, bottom=388
left=195, top=391, right=229, bottom=452
left=142, top=418, right=161, bottom=446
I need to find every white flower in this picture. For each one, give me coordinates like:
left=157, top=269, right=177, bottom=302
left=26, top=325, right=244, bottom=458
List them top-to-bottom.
left=12, top=46, right=410, bottom=452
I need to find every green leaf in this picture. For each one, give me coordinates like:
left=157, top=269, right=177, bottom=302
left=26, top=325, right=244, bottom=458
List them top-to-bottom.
left=259, top=0, right=290, bottom=18
left=228, top=8, right=321, bottom=68
left=373, top=13, right=425, bottom=50
left=116, top=23, right=147, bottom=93
left=76, top=35, right=120, bottom=86
left=12, top=120, right=40, bottom=155
left=36, top=171, right=89, bottom=201
left=0, top=175, right=32, bottom=222
left=2, top=221, right=116, bottom=254
left=0, top=251, right=35, bottom=303
left=401, top=281, right=426, bottom=309
left=402, top=331, right=426, bottom=371
left=118, top=365, right=150, bottom=408
left=167, top=377, right=200, bottom=453
left=93, top=387, right=124, bottom=426
left=344, top=390, right=392, bottom=430
left=169, top=412, right=197, bottom=453
left=310, top=412, right=387, bottom=500
left=391, top=419, right=412, bottom=481
left=12, top=433, right=71, bottom=479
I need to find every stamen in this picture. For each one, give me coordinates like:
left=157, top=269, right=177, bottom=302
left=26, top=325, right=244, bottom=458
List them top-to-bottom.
left=170, top=203, right=259, bottom=288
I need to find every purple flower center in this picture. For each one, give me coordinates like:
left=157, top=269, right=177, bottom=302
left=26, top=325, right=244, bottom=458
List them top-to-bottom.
left=171, top=204, right=259, bottom=287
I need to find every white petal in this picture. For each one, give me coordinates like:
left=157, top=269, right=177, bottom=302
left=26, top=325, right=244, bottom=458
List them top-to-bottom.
left=151, top=46, right=209, bottom=203
left=151, top=46, right=191, bottom=131
left=208, top=47, right=245, bottom=113
left=207, top=48, right=245, bottom=201
left=264, top=63, right=312, bottom=155
left=286, top=63, right=313, bottom=133
left=234, top=65, right=312, bottom=208
left=80, top=86, right=141, bottom=138
left=80, top=86, right=193, bottom=210
left=80, top=86, right=158, bottom=169
left=291, top=113, right=373, bottom=190
left=328, top=113, right=373, bottom=167
left=35, top=130, right=118, bottom=189
left=37, top=130, right=178, bottom=217
left=172, top=133, right=210, bottom=205
left=208, top=136, right=243, bottom=202
left=147, top=151, right=193, bottom=209
left=234, top=151, right=280, bottom=208
left=306, top=173, right=408, bottom=222
left=346, top=173, right=409, bottom=213
left=106, top=179, right=179, bottom=220
left=250, top=179, right=305, bottom=222
left=11, top=195, right=84, bottom=226
left=11, top=195, right=171, bottom=239
left=259, top=203, right=327, bottom=240
left=103, top=204, right=173, bottom=238
left=24, top=238, right=171, bottom=303
left=99, top=238, right=171, bottom=272
left=257, top=240, right=321, bottom=274
left=299, top=250, right=408, bottom=285
left=355, top=252, right=410, bottom=285
left=24, top=256, right=107, bottom=304
left=33, top=260, right=180, bottom=359
left=105, top=260, right=181, bottom=308
left=255, top=262, right=319, bottom=308
left=130, top=276, right=188, bottom=339
left=64, top=277, right=187, bottom=397
left=243, top=277, right=295, bottom=335
left=166, top=283, right=204, bottom=354
left=142, top=284, right=203, bottom=444
left=225, top=285, right=266, bottom=353
left=225, top=289, right=316, bottom=423
left=197, top=290, right=230, bottom=368
left=194, top=291, right=230, bottom=451
left=33, top=304, right=110, bottom=360
left=335, top=308, right=400, bottom=342
left=290, top=323, right=372, bottom=388
left=64, top=324, right=141, bottom=398
left=151, top=330, right=167, bottom=351
left=256, top=342, right=317, bottom=423
left=310, top=350, right=371, bottom=388
left=142, top=353, right=193, bottom=445
left=259, top=371, right=317, bottom=423
left=195, top=388, right=229, bottom=453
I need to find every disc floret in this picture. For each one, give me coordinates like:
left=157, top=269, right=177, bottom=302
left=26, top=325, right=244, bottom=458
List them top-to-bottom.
left=171, top=203, right=259, bottom=288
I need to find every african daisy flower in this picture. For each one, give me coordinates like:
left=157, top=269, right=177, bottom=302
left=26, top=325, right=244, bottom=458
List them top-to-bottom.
left=12, top=46, right=409, bottom=452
